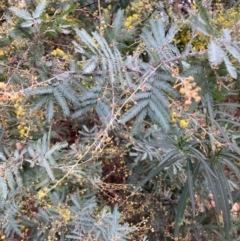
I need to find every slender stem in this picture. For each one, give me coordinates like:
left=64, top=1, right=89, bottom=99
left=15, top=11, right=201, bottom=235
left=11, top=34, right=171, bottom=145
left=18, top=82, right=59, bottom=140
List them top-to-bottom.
left=98, top=0, right=102, bottom=26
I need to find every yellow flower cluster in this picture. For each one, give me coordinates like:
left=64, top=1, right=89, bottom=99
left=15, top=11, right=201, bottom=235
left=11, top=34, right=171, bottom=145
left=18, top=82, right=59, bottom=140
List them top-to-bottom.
left=124, top=0, right=156, bottom=29
left=172, top=2, right=240, bottom=53
left=102, top=4, right=112, bottom=22
left=212, top=7, right=240, bottom=29
left=125, top=14, right=141, bottom=29
left=99, top=20, right=108, bottom=36
left=172, top=24, right=191, bottom=51
left=173, top=25, right=208, bottom=52
left=178, top=28, right=191, bottom=44
left=192, top=33, right=208, bottom=51
left=51, top=48, right=65, bottom=57
left=14, top=98, right=29, bottom=138
left=14, top=100, right=25, bottom=118
left=171, top=111, right=179, bottom=123
left=171, top=112, right=188, bottom=129
left=179, top=119, right=188, bottom=129
left=17, top=124, right=29, bottom=138
left=37, top=188, right=48, bottom=199
left=38, top=190, right=45, bottom=199
left=57, top=204, right=71, bottom=222
left=20, top=225, right=29, bottom=237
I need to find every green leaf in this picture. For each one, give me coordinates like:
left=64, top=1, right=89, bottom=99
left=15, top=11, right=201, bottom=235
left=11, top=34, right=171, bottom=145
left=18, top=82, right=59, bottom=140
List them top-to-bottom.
left=191, top=0, right=216, bottom=36
left=32, top=1, right=47, bottom=19
left=10, top=7, right=32, bottom=20
left=113, top=9, right=124, bottom=36
left=150, top=19, right=165, bottom=47
left=21, top=21, right=33, bottom=28
left=165, top=23, right=178, bottom=44
left=74, top=28, right=98, bottom=54
left=222, top=29, right=231, bottom=41
left=208, top=39, right=224, bottom=66
left=72, top=40, right=85, bottom=54
left=223, top=42, right=240, bottom=62
left=223, top=55, right=237, bottom=79
left=83, top=56, right=99, bottom=74
left=58, top=83, right=79, bottom=106
left=25, top=86, right=53, bottom=96
left=53, top=88, right=70, bottom=116
left=32, top=95, right=49, bottom=110
left=46, top=98, right=54, bottom=122
left=120, top=99, right=149, bottom=124
left=148, top=100, right=169, bottom=131
left=72, top=105, right=92, bottom=118
left=130, top=108, right=148, bottom=135
left=45, top=142, right=68, bottom=159
left=189, top=147, right=216, bottom=178
left=0, top=151, right=7, bottom=161
left=136, top=151, right=184, bottom=190
left=219, top=155, right=240, bottom=183
left=42, top=158, right=55, bottom=181
left=174, top=161, right=200, bottom=239
left=187, top=161, right=196, bottom=217
left=213, top=164, right=232, bottom=241
left=5, top=170, right=15, bottom=191
left=14, top=170, right=23, bottom=188
left=0, top=176, right=8, bottom=199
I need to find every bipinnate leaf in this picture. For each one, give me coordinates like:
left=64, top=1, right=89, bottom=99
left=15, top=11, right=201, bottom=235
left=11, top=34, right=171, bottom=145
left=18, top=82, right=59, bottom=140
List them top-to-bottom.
left=32, top=1, right=47, bottom=19
left=10, top=7, right=32, bottom=20
left=208, top=39, right=224, bottom=66
left=223, top=55, right=237, bottom=79
left=83, top=56, right=98, bottom=74
left=0, top=176, right=8, bottom=200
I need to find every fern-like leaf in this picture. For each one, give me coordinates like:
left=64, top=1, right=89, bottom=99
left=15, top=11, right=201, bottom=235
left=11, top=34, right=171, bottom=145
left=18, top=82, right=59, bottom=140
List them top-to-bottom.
left=32, top=1, right=47, bottom=19
left=9, top=7, right=32, bottom=20
left=113, top=10, right=124, bottom=36
left=74, top=28, right=98, bottom=54
left=208, top=39, right=224, bottom=66
left=72, top=40, right=85, bottom=54
left=223, top=42, right=240, bottom=62
left=223, top=55, right=237, bottom=79
left=82, top=56, right=99, bottom=74
left=58, top=82, right=79, bottom=106
left=53, top=87, right=70, bottom=116
left=32, top=95, right=49, bottom=110
left=46, top=97, right=54, bottom=122
left=120, top=100, right=149, bottom=124
left=72, top=105, right=93, bottom=118
left=130, top=109, right=148, bottom=135
left=45, top=141, right=68, bottom=159
left=41, top=158, right=55, bottom=181
left=5, top=170, right=15, bottom=191
left=0, top=176, right=8, bottom=199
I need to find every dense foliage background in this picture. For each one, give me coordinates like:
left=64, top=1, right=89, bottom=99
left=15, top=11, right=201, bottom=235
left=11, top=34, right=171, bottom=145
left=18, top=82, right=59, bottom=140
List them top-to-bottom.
left=0, top=0, right=240, bottom=240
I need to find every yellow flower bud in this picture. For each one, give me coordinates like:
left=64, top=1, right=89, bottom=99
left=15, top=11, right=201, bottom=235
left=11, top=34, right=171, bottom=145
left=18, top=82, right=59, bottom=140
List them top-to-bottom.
left=179, top=120, right=188, bottom=129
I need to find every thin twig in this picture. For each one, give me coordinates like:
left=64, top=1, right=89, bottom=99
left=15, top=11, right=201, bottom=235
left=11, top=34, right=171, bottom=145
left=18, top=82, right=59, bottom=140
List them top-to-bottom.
left=98, top=0, right=102, bottom=26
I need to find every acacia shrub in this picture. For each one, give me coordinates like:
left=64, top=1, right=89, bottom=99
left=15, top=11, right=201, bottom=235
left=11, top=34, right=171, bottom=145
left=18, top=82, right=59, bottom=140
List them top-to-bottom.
left=0, top=1, right=240, bottom=241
